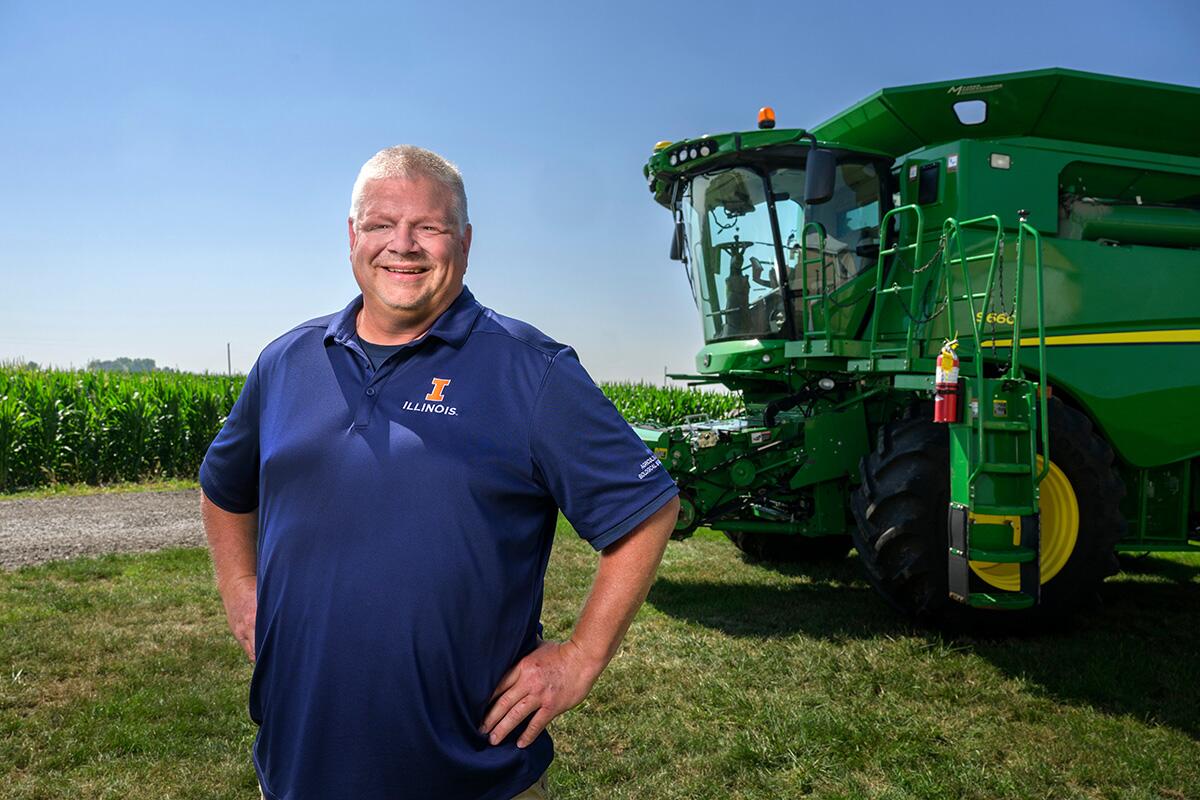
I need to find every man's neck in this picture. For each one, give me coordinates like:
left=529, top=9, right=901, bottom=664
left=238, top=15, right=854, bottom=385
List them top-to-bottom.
left=354, top=306, right=437, bottom=346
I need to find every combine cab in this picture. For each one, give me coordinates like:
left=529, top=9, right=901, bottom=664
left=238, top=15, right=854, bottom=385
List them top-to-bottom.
left=640, top=68, right=1200, bottom=624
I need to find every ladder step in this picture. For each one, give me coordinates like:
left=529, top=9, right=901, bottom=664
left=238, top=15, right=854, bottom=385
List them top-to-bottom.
left=946, top=253, right=997, bottom=266
left=871, top=346, right=909, bottom=353
left=982, top=420, right=1030, bottom=432
left=978, top=462, right=1032, bottom=474
left=971, top=504, right=1037, bottom=516
left=969, top=546, right=1037, bottom=563
left=965, top=592, right=1036, bottom=610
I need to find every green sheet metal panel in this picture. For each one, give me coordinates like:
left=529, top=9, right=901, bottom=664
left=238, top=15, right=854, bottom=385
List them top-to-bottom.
left=812, top=69, right=1200, bottom=159
left=812, top=90, right=924, bottom=157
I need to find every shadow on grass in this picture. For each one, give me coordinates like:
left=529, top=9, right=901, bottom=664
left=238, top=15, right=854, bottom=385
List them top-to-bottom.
left=649, top=550, right=1200, bottom=739
left=1116, top=551, right=1200, bottom=583
left=647, top=553, right=907, bottom=639
left=969, top=559, right=1200, bottom=739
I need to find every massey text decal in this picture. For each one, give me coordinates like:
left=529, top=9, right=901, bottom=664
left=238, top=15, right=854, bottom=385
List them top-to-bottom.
left=947, top=82, right=1003, bottom=96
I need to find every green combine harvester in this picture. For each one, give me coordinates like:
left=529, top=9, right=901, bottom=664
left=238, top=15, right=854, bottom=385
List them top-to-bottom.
left=638, top=68, right=1200, bottom=624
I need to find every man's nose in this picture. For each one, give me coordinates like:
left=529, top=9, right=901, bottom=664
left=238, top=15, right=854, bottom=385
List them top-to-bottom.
left=386, top=223, right=422, bottom=254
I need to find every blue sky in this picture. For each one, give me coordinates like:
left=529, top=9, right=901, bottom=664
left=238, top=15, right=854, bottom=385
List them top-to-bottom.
left=2, top=0, right=1197, bottom=381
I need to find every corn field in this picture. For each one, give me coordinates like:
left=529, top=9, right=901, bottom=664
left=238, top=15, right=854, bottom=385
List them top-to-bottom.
left=0, top=368, right=243, bottom=493
left=0, top=369, right=739, bottom=494
left=601, top=381, right=742, bottom=426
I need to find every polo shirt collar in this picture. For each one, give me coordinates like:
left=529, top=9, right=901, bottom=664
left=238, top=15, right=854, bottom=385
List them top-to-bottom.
left=325, top=286, right=484, bottom=349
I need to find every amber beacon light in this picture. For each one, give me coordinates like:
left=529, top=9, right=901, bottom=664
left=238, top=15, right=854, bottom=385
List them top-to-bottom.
left=757, top=106, right=776, bottom=129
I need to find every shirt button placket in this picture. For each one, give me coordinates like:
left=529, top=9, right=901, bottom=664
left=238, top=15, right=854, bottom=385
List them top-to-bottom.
left=355, top=384, right=379, bottom=428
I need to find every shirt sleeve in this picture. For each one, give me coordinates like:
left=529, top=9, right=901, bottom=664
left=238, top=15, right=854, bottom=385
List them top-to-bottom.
left=530, top=348, right=678, bottom=550
left=199, top=362, right=261, bottom=514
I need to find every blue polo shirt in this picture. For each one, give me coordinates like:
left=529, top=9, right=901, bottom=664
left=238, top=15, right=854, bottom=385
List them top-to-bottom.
left=199, top=286, right=678, bottom=800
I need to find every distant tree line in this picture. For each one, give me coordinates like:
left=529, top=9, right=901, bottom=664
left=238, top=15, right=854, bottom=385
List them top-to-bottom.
left=86, top=357, right=177, bottom=374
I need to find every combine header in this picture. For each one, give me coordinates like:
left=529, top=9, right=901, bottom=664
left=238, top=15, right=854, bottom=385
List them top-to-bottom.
left=638, top=68, right=1200, bottom=623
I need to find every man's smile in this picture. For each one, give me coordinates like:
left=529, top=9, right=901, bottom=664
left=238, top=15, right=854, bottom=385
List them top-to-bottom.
left=379, top=265, right=431, bottom=277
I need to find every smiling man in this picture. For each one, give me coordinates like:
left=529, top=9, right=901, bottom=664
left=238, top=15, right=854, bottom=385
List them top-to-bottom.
left=199, top=145, right=679, bottom=800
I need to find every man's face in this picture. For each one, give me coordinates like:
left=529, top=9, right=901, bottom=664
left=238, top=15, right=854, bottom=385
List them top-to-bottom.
left=348, top=176, right=472, bottom=333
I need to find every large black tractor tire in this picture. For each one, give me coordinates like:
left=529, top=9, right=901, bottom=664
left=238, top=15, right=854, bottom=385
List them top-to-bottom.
left=849, top=399, right=1125, bottom=625
left=724, top=531, right=853, bottom=562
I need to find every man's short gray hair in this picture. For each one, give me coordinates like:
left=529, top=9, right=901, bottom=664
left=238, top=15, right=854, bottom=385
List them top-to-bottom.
left=349, top=145, right=469, bottom=232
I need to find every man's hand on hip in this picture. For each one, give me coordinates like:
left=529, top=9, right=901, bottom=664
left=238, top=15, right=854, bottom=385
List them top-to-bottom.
left=480, top=498, right=678, bottom=750
left=221, top=574, right=258, bottom=663
left=480, top=638, right=601, bottom=749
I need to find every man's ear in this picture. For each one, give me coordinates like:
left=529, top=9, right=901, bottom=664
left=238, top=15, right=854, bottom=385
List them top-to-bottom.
left=348, top=217, right=358, bottom=251
left=461, top=223, right=473, bottom=262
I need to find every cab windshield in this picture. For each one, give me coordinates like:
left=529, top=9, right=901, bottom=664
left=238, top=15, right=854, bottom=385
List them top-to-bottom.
left=680, top=162, right=882, bottom=342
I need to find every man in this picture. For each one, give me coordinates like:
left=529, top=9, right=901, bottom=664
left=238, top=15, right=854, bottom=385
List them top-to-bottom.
left=200, top=145, right=680, bottom=799
left=720, top=242, right=752, bottom=337
left=749, top=256, right=776, bottom=290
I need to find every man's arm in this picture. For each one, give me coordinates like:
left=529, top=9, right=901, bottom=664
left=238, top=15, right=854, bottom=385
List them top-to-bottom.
left=200, top=488, right=258, bottom=663
left=480, top=495, right=679, bottom=748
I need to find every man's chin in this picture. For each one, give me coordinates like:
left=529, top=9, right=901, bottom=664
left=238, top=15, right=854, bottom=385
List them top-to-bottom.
left=360, top=280, right=461, bottom=320
left=374, top=290, right=433, bottom=314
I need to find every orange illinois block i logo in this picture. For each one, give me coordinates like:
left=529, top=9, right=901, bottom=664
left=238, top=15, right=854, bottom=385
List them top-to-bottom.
left=425, top=378, right=452, bottom=402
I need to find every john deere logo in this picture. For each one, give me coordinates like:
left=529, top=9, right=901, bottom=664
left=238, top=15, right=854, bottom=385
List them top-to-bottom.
left=403, top=378, right=457, bottom=416
left=425, top=378, right=451, bottom=402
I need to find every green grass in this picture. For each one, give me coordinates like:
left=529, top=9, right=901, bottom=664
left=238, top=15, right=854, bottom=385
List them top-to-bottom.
left=0, top=478, right=199, bottom=502
left=2, top=526, right=1198, bottom=799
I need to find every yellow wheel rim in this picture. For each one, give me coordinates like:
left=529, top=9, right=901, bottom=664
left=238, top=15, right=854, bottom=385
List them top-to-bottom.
left=969, top=457, right=1079, bottom=591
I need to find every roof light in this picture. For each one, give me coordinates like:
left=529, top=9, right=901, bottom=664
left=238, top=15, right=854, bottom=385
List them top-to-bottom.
left=758, top=107, right=776, bottom=129
left=667, top=139, right=717, bottom=169
left=653, top=140, right=672, bottom=152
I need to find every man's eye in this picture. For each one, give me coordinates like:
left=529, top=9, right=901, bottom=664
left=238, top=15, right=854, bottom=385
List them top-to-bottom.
left=365, top=223, right=390, bottom=232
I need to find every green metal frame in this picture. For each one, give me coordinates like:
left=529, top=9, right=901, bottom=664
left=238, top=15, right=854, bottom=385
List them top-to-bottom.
left=867, top=204, right=926, bottom=367
left=941, top=215, right=1050, bottom=486
left=798, top=221, right=832, bottom=346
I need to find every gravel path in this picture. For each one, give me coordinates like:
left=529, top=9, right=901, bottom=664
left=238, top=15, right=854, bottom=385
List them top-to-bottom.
left=0, top=489, right=205, bottom=570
